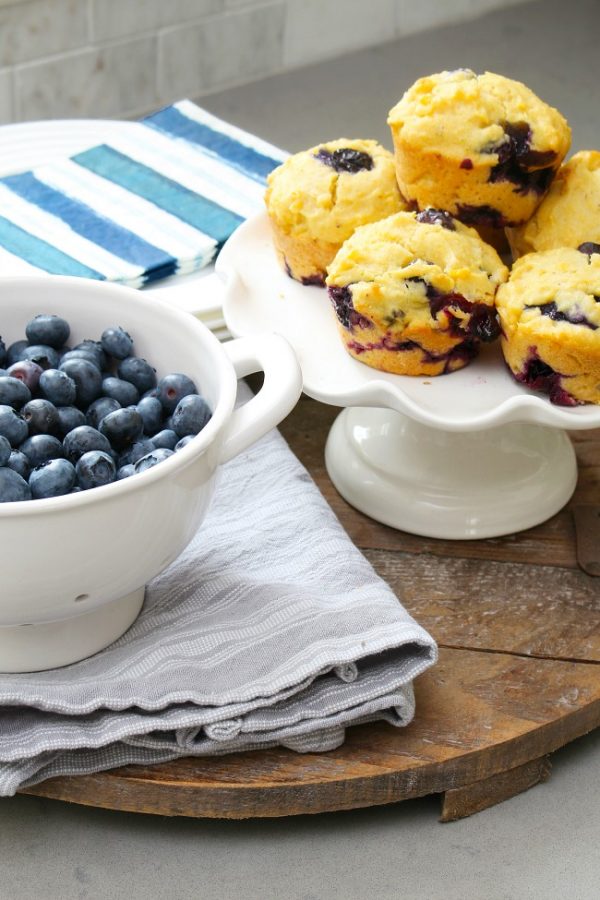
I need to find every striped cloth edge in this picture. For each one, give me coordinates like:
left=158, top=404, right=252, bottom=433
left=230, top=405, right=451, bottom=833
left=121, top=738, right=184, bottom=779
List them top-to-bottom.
left=0, top=99, right=287, bottom=288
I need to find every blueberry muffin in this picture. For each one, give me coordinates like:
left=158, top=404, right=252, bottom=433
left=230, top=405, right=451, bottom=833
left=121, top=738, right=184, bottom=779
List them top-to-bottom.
left=387, top=70, right=571, bottom=241
left=264, top=139, right=407, bottom=285
left=507, top=151, right=600, bottom=258
left=325, top=209, right=508, bottom=376
left=496, top=247, right=600, bottom=405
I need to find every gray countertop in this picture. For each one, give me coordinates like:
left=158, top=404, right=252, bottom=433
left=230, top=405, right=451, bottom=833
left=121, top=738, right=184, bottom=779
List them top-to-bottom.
left=2, top=2, right=599, bottom=898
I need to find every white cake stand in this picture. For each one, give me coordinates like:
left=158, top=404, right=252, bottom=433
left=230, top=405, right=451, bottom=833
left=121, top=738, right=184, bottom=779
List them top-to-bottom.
left=218, top=213, right=600, bottom=539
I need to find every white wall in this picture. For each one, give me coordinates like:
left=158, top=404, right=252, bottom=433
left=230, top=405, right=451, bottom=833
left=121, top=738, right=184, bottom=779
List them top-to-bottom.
left=0, top=0, right=531, bottom=123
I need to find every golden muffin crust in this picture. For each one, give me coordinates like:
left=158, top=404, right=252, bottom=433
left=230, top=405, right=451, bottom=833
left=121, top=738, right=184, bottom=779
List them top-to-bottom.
left=387, top=70, right=571, bottom=230
left=265, top=138, right=406, bottom=284
left=507, top=151, right=600, bottom=257
left=325, top=209, right=508, bottom=376
left=496, top=247, right=600, bottom=405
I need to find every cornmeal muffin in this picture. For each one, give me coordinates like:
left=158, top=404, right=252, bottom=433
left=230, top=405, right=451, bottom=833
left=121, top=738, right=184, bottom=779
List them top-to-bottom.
left=387, top=70, right=571, bottom=239
left=264, top=138, right=406, bottom=285
left=507, top=151, right=600, bottom=258
left=325, top=209, right=508, bottom=376
left=496, top=247, right=600, bottom=405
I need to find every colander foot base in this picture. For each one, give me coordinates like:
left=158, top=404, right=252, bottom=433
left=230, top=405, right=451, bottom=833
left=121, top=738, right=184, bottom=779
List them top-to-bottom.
left=0, top=587, right=145, bottom=672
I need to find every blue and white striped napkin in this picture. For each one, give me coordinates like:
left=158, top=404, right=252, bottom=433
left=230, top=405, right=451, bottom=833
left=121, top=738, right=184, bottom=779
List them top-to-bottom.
left=0, top=100, right=286, bottom=288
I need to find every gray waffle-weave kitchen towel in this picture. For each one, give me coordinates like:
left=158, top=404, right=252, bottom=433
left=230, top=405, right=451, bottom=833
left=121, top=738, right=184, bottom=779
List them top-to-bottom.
left=0, top=387, right=437, bottom=795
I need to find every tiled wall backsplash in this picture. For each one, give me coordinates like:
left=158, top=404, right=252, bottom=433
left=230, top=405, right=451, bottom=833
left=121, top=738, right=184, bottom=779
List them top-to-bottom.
left=0, top=0, right=529, bottom=123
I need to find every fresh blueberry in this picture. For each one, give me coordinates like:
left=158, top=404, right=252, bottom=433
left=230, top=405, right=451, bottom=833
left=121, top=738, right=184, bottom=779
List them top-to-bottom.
left=25, top=314, right=70, bottom=350
left=101, top=326, right=133, bottom=360
left=0, top=337, right=6, bottom=368
left=6, top=339, right=28, bottom=366
left=72, top=340, right=107, bottom=371
left=20, top=344, right=60, bottom=370
left=60, top=348, right=103, bottom=369
left=117, top=357, right=157, bottom=394
left=59, top=358, right=102, bottom=409
left=6, top=360, right=43, bottom=392
left=38, top=368, right=77, bottom=406
left=156, top=373, right=197, bottom=414
left=0, top=376, right=31, bottom=410
left=101, top=376, right=139, bottom=407
left=141, top=387, right=158, bottom=400
left=171, top=395, right=211, bottom=437
left=86, top=396, right=121, bottom=430
left=136, top=396, right=163, bottom=434
left=21, top=398, right=60, bottom=436
left=0, top=404, right=29, bottom=446
left=55, top=405, right=87, bottom=438
left=99, top=408, right=143, bottom=450
left=63, top=425, right=112, bottom=463
left=152, top=428, right=179, bottom=450
left=19, top=434, right=64, bottom=467
left=0, top=435, right=11, bottom=466
left=174, top=435, right=195, bottom=451
left=118, top=438, right=156, bottom=467
left=134, top=448, right=175, bottom=473
left=6, top=450, right=30, bottom=479
left=76, top=450, right=116, bottom=490
left=29, top=458, right=77, bottom=499
left=116, top=463, right=135, bottom=480
left=0, top=467, right=31, bottom=502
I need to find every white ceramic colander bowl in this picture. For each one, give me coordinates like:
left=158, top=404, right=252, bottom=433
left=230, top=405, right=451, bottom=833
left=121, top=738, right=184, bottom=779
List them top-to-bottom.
left=0, top=276, right=302, bottom=672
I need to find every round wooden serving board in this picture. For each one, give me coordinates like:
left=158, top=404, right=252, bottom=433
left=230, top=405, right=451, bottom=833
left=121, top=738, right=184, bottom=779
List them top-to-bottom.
left=22, top=395, right=600, bottom=821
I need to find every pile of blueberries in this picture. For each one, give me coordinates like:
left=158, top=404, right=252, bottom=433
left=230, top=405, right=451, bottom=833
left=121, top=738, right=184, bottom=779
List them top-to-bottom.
left=0, top=314, right=211, bottom=502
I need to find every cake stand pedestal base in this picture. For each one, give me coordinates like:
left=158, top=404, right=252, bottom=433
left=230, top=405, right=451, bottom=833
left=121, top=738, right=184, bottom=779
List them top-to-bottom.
left=324, top=408, right=577, bottom=539
left=0, top=587, right=145, bottom=672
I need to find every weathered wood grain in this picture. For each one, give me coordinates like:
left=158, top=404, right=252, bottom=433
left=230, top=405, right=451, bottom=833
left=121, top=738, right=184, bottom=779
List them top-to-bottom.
left=21, top=394, right=600, bottom=819
left=277, top=395, right=600, bottom=569
left=364, top=548, right=600, bottom=662
left=22, top=648, right=600, bottom=818
left=440, top=756, right=552, bottom=822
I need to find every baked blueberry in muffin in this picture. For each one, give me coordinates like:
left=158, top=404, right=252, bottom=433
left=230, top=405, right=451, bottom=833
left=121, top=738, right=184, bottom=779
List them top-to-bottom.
left=387, top=70, right=570, bottom=244
left=264, top=138, right=407, bottom=285
left=507, top=151, right=600, bottom=258
left=325, top=210, right=508, bottom=376
left=496, top=247, right=600, bottom=405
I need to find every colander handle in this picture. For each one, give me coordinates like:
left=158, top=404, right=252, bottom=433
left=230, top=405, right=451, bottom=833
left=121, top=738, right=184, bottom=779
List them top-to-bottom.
left=218, top=334, right=302, bottom=464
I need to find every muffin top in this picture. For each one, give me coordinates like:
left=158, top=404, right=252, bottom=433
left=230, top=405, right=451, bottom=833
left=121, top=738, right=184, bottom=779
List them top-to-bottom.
left=387, top=70, right=570, bottom=171
left=264, top=138, right=406, bottom=244
left=509, top=151, right=600, bottom=255
left=326, top=209, right=507, bottom=335
left=497, top=247, right=600, bottom=336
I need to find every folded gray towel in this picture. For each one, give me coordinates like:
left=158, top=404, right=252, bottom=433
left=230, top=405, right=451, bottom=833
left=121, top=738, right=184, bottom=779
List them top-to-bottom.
left=0, top=388, right=437, bottom=796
